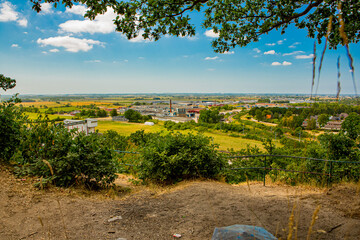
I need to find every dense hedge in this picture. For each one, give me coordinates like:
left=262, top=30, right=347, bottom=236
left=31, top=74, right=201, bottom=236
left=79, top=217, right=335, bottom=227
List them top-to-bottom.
left=13, top=119, right=118, bottom=188
left=132, top=131, right=226, bottom=184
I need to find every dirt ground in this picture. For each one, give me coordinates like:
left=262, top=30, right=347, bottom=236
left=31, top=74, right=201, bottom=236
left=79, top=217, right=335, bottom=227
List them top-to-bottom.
left=1, top=167, right=360, bottom=240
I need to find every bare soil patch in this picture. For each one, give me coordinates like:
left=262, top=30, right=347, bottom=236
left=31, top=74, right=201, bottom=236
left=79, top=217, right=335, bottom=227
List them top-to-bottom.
left=0, top=167, right=359, bottom=240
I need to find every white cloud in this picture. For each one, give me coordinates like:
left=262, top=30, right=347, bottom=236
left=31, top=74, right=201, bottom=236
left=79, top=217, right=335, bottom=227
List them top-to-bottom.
left=0, top=2, right=27, bottom=27
left=0, top=2, right=17, bottom=22
left=40, top=3, right=53, bottom=14
left=65, top=5, right=87, bottom=15
left=59, top=7, right=116, bottom=34
left=62, top=7, right=151, bottom=43
left=17, top=18, right=27, bottom=27
left=204, top=29, right=219, bottom=38
left=128, top=31, right=151, bottom=43
left=179, top=34, right=198, bottom=41
left=185, top=35, right=198, bottom=41
left=37, top=36, right=103, bottom=52
left=277, top=40, right=284, bottom=45
left=289, top=42, right=301, bottom=48
left=266, top=43, right=276, bottom=46
left=11, top=44, right=19, bottom=48
left=49, top=48, right=59, bottom=53
left=253, top=48, right=261, bottom=53
left=264, top=50, right=275, bottom=55
left=42, top=51, right=48, bottom=54
left=222, top=51, right=234, bottom=55
left=282, top=51, right=305, bottom=56
left=296, top=54, right=314, bottom=59
left=204, top=56, right=219, bottom=60
left=138, top=57, right=145, bottom=60
left=85, top=60, right=101, bottom=63
left=113, top=60, right=128, bottom=64
left=271, top=61, right=292, bottom=66
left=282, top=61, right=292, bottom=66
left=207, top=68, right=216, bottom=71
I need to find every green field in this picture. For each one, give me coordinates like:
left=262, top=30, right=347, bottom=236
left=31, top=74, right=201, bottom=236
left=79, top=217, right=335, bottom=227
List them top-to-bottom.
left=97, top=121, right=279, bottom=152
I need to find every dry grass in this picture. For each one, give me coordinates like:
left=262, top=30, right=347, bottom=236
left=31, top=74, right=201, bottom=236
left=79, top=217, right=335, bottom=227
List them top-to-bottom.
left=287, top=203, right=297, bottom=240
left=307, top=205, right=321, bottom=240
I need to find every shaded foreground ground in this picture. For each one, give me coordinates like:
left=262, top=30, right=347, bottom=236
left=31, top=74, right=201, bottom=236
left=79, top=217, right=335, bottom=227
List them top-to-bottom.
left=1, top=168, right=360, bottom=240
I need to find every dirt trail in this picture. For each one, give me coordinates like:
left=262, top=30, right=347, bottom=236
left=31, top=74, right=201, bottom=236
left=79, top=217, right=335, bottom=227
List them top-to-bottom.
left=0, top=167, right=359, bottom=240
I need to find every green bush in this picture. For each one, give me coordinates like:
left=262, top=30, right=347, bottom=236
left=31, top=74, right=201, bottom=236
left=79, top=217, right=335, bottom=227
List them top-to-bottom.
left=0, top=96, right=24, bottom=162
left=14, top=119, right=118, bottom=187
left=103, top=130, right=128, bottom=151
left=134, top=131, right=226, bottom=184
left=224, top=145, right=263, bottom=183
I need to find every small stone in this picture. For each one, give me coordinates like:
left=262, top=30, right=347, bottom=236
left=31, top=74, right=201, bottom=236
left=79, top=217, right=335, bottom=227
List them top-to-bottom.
left=108, top=216, right=122, bottom=222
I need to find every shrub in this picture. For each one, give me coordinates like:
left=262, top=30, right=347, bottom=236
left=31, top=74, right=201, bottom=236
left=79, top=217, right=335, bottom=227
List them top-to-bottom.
left=0, top=96, right=24, bottom=162
left=14, top=119, right=117, bottom=187
left=103, top=130, right=128, bottom=151
left=128, top=130, right=156, bottom=146
left=135, top=132, right=226, bottom=184
left=224, top=145, right=263, bottom=183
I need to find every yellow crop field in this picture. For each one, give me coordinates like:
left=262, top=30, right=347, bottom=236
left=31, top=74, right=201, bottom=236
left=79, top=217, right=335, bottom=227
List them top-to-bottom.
left=18, top=101, right=61, bottom=107
left=67, top=101, right=111, bottom=106
left=24, top=112, right=73, bottom=120
left=97, top=121, right=164, bottom=135
left=202, top=132, right=281, bottom=152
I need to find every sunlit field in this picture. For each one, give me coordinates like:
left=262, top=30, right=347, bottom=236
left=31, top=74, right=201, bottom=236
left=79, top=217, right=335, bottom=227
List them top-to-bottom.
left=19, top=101, right=61, bottom=108
left=24, top=112, right=73, bottom=120
left=96, top=121, right=276, bottom=151
left=97, top=121, right=164, bottom=135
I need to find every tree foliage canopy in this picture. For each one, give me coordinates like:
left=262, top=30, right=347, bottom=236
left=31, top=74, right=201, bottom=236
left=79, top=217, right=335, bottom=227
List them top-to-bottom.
left=31, top=0, right=360, bottom=52
left=0, top=74, right=16, bottom=91
left=0, top=75, right=24, bottom=162
left=199, top=109, right=223, bottom=123
left=341, top=112, right=360, bottom=140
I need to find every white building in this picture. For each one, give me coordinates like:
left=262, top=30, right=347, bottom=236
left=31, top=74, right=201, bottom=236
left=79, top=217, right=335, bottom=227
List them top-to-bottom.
left=63, top=118, right=98, bottom=135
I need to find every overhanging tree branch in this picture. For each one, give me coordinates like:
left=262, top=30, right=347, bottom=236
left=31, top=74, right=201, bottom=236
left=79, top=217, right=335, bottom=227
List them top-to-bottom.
left=260, top=0, right=325, bottom=34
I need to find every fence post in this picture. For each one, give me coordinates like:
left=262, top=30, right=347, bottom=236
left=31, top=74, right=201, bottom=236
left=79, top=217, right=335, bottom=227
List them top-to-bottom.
left=263, top=156, right=266, bottom=186
left=327, top=161, right=333, bottom=187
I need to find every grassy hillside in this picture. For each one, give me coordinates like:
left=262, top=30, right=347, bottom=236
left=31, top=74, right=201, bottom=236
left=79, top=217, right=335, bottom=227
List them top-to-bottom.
left=96, top=121, right=280, bottom=151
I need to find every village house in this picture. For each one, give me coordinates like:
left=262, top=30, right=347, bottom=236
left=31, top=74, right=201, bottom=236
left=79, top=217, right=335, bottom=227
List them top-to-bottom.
left=302, top=113, right=349, bottom=131
left=63, top=118, right=98, bottom=135
left=323, top=120, right=343, bottom=131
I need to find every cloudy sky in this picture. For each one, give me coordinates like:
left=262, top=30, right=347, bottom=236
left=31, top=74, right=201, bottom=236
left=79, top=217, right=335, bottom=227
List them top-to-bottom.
left=1, top=0, right=359, bottom=95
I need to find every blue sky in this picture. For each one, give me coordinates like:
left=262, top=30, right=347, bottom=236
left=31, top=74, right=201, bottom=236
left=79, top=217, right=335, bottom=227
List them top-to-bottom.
left=0, top=0, right=359, bottom=95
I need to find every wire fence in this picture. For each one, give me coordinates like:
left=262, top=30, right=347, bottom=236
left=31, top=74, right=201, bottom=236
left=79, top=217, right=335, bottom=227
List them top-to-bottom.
left=113, top=151, right=360, bottom=186
left=226, top=154, right=360, bottom=186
